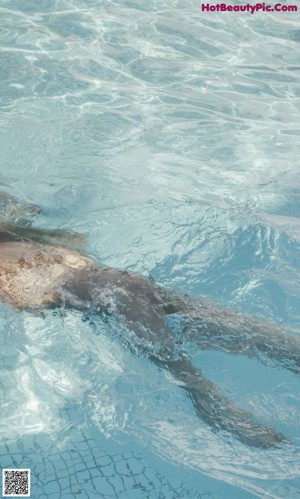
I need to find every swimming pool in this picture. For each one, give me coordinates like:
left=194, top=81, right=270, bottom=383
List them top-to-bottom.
left=0, top=0, right=300, bottom=497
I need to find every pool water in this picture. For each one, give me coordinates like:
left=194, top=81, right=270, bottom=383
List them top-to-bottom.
left=0, top=0, right=300, bottom=497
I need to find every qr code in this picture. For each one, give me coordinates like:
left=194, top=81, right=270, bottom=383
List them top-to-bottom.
left=2, top=469, right=30, bottom=497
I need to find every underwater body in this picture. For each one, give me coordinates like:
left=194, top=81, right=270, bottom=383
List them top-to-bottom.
left=1, top=0, right=300, bottom=498
left=1, top=192, right=299, bottom=451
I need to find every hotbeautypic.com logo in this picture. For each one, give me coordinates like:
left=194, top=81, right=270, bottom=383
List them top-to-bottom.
left=201, top=2, right=297, bottom=12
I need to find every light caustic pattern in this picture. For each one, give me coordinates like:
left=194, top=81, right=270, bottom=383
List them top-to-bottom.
left=0, top=0, right=300, bottom=216
left=1, top=0, right=300, bottom=498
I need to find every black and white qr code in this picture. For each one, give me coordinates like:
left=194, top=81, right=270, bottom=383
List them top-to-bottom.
left=2, top=469, right=30, bottom=497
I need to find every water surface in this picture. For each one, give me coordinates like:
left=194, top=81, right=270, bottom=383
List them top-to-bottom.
left=0, top=0, right=300, bottom=497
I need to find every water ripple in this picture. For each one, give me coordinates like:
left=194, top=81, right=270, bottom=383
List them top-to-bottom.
left=1, top=0, right=300, bottom=497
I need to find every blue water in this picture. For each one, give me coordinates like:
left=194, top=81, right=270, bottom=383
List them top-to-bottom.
left=1, top=0, right=300, bottom=497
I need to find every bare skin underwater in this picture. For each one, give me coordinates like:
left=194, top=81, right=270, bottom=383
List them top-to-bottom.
left=0, top=192, right=299, bottom=448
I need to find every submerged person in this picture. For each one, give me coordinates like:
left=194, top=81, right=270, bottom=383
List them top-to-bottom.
left=0, top=192, right=299, bottom=448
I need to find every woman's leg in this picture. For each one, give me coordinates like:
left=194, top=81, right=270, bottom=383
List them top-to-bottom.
left=60, top=269, right=289, bottom=447
left=172, top=295, right=300, bottom=375
left=152, top=354, right=285, bottom=448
